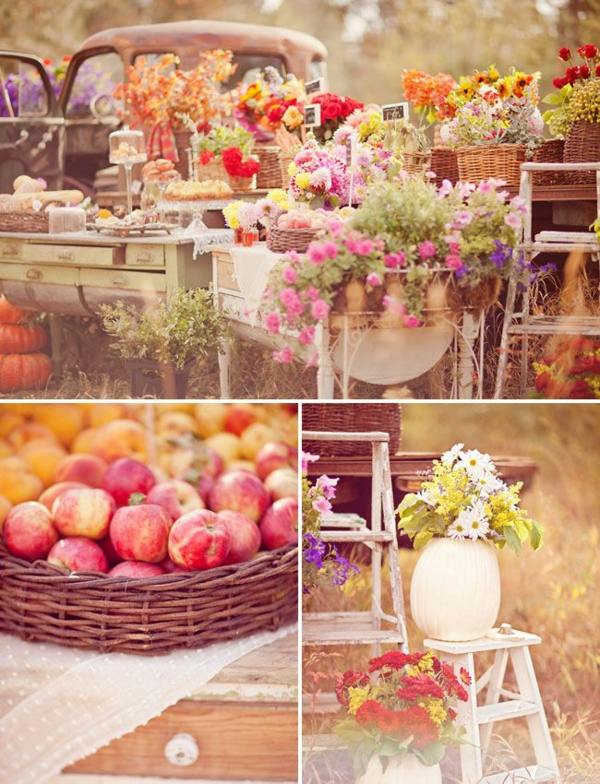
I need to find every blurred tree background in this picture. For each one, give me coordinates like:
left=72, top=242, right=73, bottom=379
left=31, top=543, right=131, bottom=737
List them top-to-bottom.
left=2, top=0, right=600, bottom=100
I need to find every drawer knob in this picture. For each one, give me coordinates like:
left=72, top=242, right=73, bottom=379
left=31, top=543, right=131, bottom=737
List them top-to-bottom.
left=58, top=251, right=74, bottom=261
left=26, top=269, right=42, bottom=280
left=112, top=276, right=127, bottom=287
left=164, top=733, right=199, bottom=767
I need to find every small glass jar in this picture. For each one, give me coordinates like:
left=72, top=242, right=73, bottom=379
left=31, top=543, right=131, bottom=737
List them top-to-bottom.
left=109, top=128, right=147, bottom=166
left=48, top=207, right=86, bottom=234
left=241, top=228, right=259, bottom=247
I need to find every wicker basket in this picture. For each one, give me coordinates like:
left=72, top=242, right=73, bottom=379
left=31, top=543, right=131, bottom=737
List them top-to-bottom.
left=563, top=121, right=600, bottom=184
left=532, top=139, right=566, bottom=186
left=456, top=144, right=525, bottom=189
left=255, top=145, right=284, bottom=189
left=430, top=147, right=459, bottom=184
left=403, top=150, right=432, bottom=177
left=280, top=151, right=297, bottom=188
left=0, top=211, right=49, bottom=233
left=267, top=226, right=320, bottom=254
left=302, top=403, right=402, bottom=457
left=0, top=542, right=297, bottom=655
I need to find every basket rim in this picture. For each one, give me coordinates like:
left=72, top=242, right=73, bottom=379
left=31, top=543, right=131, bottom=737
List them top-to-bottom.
left=456, top=142, right=526, bottom=154
left=0, top=541, right=298, bottom=589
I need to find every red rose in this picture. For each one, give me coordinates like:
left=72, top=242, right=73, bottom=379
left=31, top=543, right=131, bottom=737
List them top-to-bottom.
left=578, top=44, right=598, bottom=59
left=558, top=47, right=571, bottom=61
left=580, top=64, right=591, bottom=78
left=565, top=66, right=580, bottom=84
left=553, top=76, right=569, bottom=89
left=322, top=100, right=343, bottom=121
left=569, top=379, right=593, bottom=398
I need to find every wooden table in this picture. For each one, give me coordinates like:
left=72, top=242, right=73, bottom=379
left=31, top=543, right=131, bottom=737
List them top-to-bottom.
left=0, top=230, right=214, bottom=372
left=59, top=634, right=298, bottom=784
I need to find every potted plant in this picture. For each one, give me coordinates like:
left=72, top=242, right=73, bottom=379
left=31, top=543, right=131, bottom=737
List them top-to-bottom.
left=99, top=289, right=227, bottom=398
left=397, top=444, right=543, bottom=642
left=335, top=650, right=470, bottom=783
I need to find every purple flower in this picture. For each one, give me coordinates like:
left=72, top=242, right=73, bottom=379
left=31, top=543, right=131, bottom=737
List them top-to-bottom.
left=490, top=240, right=513, bottom=270
left=303, top=533, right=327, bottom=569
left=330, top=554, right=360, bottom=586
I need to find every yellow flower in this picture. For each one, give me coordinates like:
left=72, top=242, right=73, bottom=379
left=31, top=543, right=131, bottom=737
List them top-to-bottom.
left=488, top=64, right=500, bottom=82
left=282, top=105, right=304, bottom=129
left=287, top=161, right=298, bottom=177
left=295, top=172, right=311, bottom=190
left=223, top=201, right=243, bottom=229
left=347, top=686, right=372, bottom=715
left=425, top=698, right=448, bottom=726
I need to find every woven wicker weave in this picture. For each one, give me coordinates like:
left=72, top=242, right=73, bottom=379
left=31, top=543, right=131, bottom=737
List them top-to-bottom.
left=564, top=121, right=600, bottom=184
left=532, top=139, right=566, bottom=186
left=456, top=144, right=525, bottom=188
left=255, top=145, right=284, bottom=189
left=430, top=147, right=459, bottom=184
left=403, top=150, right=432, bottom=178
left=0, top=212, right=49, bottom=233
left=267, top=227, right=320, bottom=254
left=302, top=403, right=402, bottom=457
left=0, top=542, right=297, bottom=655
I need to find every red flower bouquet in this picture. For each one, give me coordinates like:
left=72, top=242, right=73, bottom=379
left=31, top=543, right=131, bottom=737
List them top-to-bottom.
left=311, top=92, right=364, bottom=141
left=222, top=147, right=260, bottom=179
left=534, top=336, right=600, bottom=399
left=335, top=650, right=468, bottom=774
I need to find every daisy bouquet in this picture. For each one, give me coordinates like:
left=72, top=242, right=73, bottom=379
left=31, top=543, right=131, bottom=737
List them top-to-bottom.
left=397, top=444, right=543, bottom=552
left=302, top=451, right=359, bottom=591
left=335, top=650, right=469, bottom=774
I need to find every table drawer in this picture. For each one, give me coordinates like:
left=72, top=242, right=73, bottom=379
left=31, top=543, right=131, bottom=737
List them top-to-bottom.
left=0, top=238, right=24, bottom=260
left=22, top=244, right=120, bottom=267
left=125, top=244, right=165, bottom=267
left=216, top=256, right=240, bottom=292
left=0, top=261, right=79, bottom=285
left=80, top=268, right=166, bottom=292
left=218, top=292, right=253, bottom=324
left=67, top=700, right=297, bottom=781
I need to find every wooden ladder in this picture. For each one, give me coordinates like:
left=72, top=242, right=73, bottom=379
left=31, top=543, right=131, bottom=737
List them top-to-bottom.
left=425, top=630, right=562, bottom=784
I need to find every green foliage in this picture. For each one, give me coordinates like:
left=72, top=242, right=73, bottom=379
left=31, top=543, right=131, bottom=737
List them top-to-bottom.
left=99, top=288, right=228, bottom=370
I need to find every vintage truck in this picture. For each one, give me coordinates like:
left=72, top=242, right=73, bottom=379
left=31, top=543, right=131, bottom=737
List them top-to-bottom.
left=0, top=20, right=327, bottom=196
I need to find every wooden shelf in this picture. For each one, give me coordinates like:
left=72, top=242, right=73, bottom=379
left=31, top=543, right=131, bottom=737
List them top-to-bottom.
left=477, top=699, right=539, bottom=725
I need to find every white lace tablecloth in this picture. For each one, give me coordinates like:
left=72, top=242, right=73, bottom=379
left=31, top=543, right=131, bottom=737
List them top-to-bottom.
left=229, top=245, right=280, bottom=324
left=0, top=624, right=296, bottom=784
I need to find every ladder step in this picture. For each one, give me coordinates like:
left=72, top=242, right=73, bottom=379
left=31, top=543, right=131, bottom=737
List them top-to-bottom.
left=321, top=512, right=366, bottom=529
left=320, top=530, right=393, bottom=543
left=303, top=627, right=406, bottom=645
left=477, top=699, right=539, bottom=725
left=303, top=733, right=345, bottom=752
left=481, top=764, right=557, bottom=783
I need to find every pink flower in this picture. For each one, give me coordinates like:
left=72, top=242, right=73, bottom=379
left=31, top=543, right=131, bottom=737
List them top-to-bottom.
left=438, top=179, right=454, bottom=198
left=477, top=180, right=495, bottom=194
left=510, top=196, right=528, bottom=215
left=453, top=210, right=473, bottom=229
left=504, top=212, right=522, bottom=231
left=345, top=238, right=360, bottom=254
left=355, top=238, right=374, bottom=255
left=322, top=240, right=339, bottom=259
left=418, top=240, right=437, bottom=260
left=307, top=242, right=327, bottom=265
left=286, top=250, right=301, bottom=263
left=384, top=251, right=407, bottom=269
left=446, top=254, right=465, bottom=273
left=282, top=265, right=298, bottom=284
left=366, top=272, right=382, bottom=287
left=307, top=286, right=321, bottom=302
left=280, top=287, right=299, bottom=307
left=382, top=295, right=407, bottom=317
left=311, top=299, right=330, bottom=320
left=265, top=311, right=281, bottom=334
left=403, top=314, right=422, bottom=328
left=298, top=325, right=316, bottom=345
left=273, top=346, right=295, bottom=364
left=301, top=451, right=319, bottom=474
left=316, top=474, right=339, bottom=500
left=312, top=496, right=332, bottom=515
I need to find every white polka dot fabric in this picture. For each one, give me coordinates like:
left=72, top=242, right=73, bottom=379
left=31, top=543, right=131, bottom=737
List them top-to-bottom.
left=0, top=624, right=296, bottom=784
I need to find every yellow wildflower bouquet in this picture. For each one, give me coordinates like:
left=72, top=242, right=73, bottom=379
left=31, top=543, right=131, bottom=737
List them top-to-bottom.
left=397, top=444, right=543, bottom=552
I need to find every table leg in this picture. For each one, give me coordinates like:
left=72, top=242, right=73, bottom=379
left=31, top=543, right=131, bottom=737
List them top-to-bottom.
left=458, top=312, right=478, bottom=399
left=49, top=314, right=62, bottom=378
left=316, top=323, right=334, bottom=399
left=218, top=339, right=232, bottom=399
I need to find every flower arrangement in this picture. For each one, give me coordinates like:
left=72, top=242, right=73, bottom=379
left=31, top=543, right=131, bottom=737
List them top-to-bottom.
left=543, top=44, right=600, bottom=137
left=114, top=51, right=235, bottom=132
left=235, top=67, right=305, bottom=142
left=401, top=69, right=457, bottom=124
left=309, top=92, right=364, bottom=141
left=336, top=105, right=386, bottom=144
left=195, top=125, right=254, bottom=158
left=288, top=139, right=354, bottom=208
left=221, top=147, right=260, bottom=179
left=223, top=189, right=290, bottom=231
left=534, top=336, right=600, bottom=399
left=397, top=444, right=543, bottom=552
left=302, top=451, right=359, bottom=591
left=335, top=650, right=469, bottom=773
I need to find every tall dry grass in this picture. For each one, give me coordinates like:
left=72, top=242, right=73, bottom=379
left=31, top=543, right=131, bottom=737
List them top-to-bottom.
left=303, top=403, right=600, bottom=783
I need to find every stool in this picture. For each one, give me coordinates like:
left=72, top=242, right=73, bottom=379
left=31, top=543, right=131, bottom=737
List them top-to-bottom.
left=425, top=629, right=561, bottom=784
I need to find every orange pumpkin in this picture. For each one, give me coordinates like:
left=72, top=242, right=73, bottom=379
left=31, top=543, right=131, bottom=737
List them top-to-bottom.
left=0, top=296, right=26, bottom=325
left=0, top=324, right=48, bottom=354
left=0, top=353, right=52, bottom=392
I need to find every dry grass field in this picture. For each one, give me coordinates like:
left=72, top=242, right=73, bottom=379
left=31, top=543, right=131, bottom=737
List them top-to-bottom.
left=303, top=403, right=600, bottom=783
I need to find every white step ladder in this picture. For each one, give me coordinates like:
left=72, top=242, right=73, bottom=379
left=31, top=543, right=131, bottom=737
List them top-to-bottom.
left=302, top=429, right=408, bottom=654
left=425, top=629, right=561, bottom=784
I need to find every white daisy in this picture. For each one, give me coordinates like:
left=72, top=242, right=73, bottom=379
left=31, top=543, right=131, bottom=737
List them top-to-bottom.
left=441, top=442, right=464, bottom=467
left=456, top=449, right=496, bottom=482
left=476, top=473, right=505, bottom=497
left=416, top=487, right=436, bottom=506
left=465, top=501, right=490, bottom=540
left=447, top=517, right=469, bottom=540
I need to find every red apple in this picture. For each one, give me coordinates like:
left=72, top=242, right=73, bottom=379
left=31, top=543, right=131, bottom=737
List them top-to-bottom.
left=224, top=404, right=257, bottom=436
left=255, top=441, right=294, bottom=481
left=54, top=454, right=108, bottom=488
left=101, top=458, right=156, bottom=507
left=264, top=467, right=297, bottom=500
left=209, top=470, right=270, bottom=523
left=197, top=474, right=215, bottom=505
left=146, top=479, right=204, bottom=522
left=39, top=481, right=87, bottom=511
left=52, top=488, right=116, bottom=540
left=260, top=498, right=298, bottom=550
left=3, top=501, right=58, bottom=561
left=109, top=503, right=170, bottom=563
left=168, top=509, right=230, bottom=570
left=217, top=510, right=261, bottom=565
left=47, top=537, right=108, bottom=573
left=161, top=557, right=189, bottom=574
left=109, top=561, right=165, bottom=578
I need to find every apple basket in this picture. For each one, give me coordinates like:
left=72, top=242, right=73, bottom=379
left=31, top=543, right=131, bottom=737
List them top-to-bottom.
left=0, top=542, right=297, bottom=655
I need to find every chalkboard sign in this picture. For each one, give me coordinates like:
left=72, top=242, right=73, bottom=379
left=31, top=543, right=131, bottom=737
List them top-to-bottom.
left=305, top=78, right=324, bottom=95
left=382, top=102, right=409, bottom=122
left=303, top=103, right=322, bottom=129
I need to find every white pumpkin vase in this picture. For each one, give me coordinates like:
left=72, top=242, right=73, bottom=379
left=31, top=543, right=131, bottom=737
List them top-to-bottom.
left=410, top=537, right=501, bottom=642
left=358, top=754, right=442, bottom=784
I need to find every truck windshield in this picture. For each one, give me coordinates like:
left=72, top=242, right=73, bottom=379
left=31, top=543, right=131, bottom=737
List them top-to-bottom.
left=0, top=57, right=49, bottom=118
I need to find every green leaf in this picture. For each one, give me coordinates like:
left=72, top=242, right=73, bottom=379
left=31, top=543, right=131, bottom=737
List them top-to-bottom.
left=397, top=493, right=421, bottom=515
left=529, top=521, right=543, bottom=551
left=503, top=525, right=522, bottom=554
left=413, top=529, right=434, bottom=550
left=417, top=740, right=446, bottom=766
